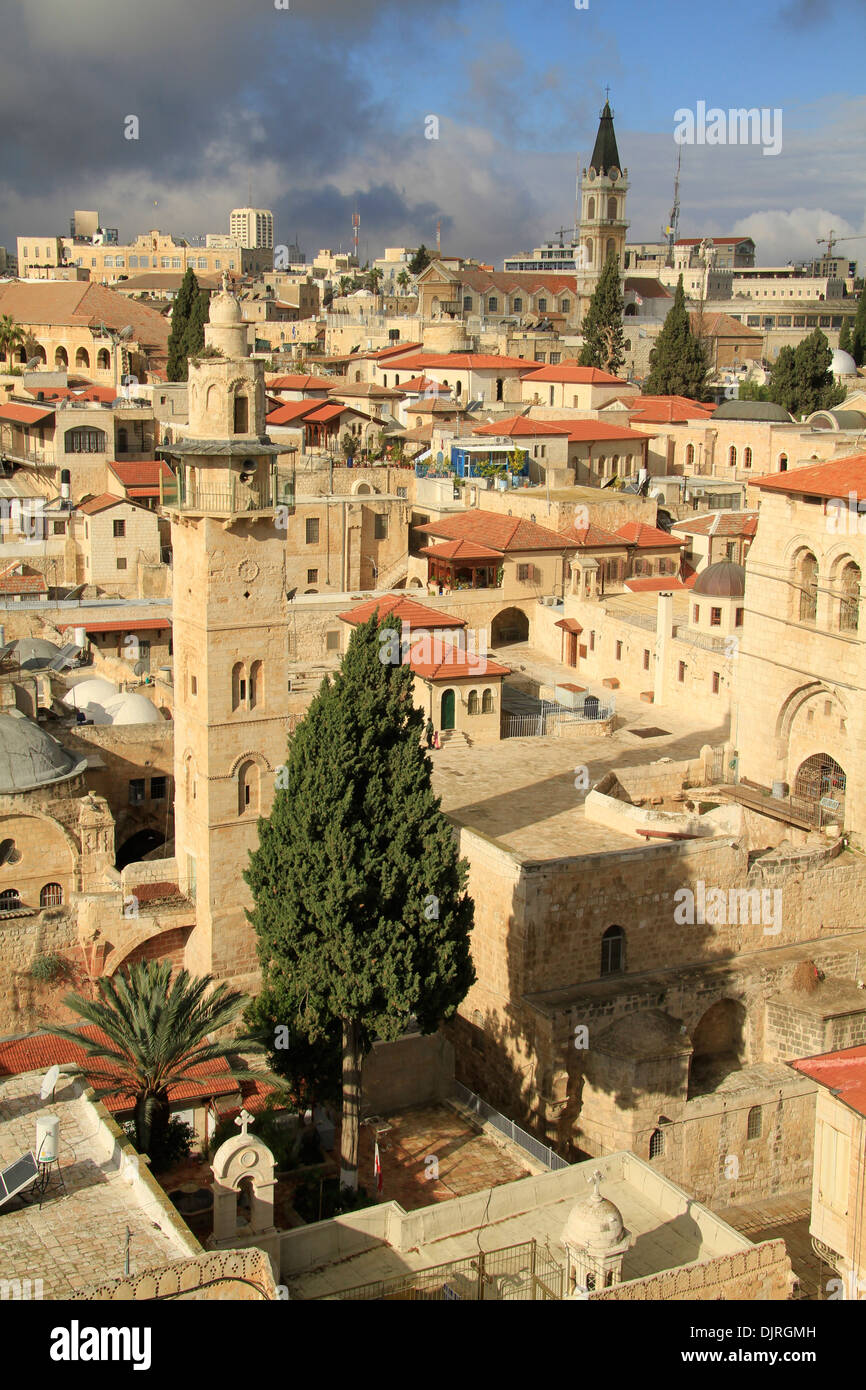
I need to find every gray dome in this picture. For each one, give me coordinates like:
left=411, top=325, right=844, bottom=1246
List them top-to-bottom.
left=712, top=399, right=793, bottom=422
left=693, top=560, right=746, bottom=599
left=11, top=638, right=61, bottom=671
left=0, top=712, right=87, bottom=793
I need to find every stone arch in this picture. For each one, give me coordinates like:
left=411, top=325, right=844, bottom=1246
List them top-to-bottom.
left=587, top=196, right=595, bottom=220
left=607, top=196, right=617, bottom=220
left=584, top=238, right=592, bottom=265
left=54, top=346, right=69, bottom=369
left=75, top=347, right=90, bottom=369
left=97, top=348, right=110, bottom=370
left=206, top=383, right=219, bottom=415
left=352, top=480, right=372, bottom=495
left=792, top=546, right=818, bottom=624
left=829, top=552, right=860, bottom=633
left=491, top=606, right=529, bottom=646
left=249, top=659, right=263, bottom=710
left=482, top=688, right=494, bottom=713
left=793, top=751, right=846, bottom=824
left=237, top=760, right=259, bottom=816
left=0, top=810, right=79, bottom=897
left=115, top=824, right=166, bottom=870
left=688, top=998, right=746, bottom=1096
left=210, top=1116, right=276, bottom=1244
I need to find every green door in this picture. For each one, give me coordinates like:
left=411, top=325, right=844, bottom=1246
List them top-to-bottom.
left=441, top=688, right=456, bottom=731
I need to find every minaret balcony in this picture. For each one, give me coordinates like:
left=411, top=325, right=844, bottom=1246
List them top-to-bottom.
left=159, top=465, right=295, bottom=517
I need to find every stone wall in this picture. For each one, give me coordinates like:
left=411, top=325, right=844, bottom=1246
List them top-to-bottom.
left=361, top=1030, right=455, bottom=1114
left=589, top=1238, right=792, bottom=1300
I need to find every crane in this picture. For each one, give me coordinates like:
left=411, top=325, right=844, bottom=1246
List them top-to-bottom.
left=552, top=226, right=575, bottom=248
left=816, top=231, right=866, bottom=258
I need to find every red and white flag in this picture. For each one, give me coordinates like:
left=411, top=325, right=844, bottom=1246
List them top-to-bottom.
left=374, top=1140, right=383, bottom=1194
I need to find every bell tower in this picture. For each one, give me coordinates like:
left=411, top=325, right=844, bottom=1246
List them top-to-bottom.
left=578, top=95, right=629, bottom=304
left=164, top=283, right=295, bottom=989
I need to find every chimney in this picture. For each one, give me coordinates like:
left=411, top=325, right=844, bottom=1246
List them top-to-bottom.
left=654, top=591, right=675, bottom=705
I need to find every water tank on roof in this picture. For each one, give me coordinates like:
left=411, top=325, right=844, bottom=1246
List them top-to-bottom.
left=35, top=1115, right=59, bottom=1164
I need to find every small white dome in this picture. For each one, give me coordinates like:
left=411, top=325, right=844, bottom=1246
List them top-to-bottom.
left=209, top=290, right=243, bottom=326
left=831, top=348, right=857, bottom=377
left=63, top=679, right=118, bottom=718
left=103, top=692, right=162, bottom=725
left=563, top=1188, right=626, bottom=1254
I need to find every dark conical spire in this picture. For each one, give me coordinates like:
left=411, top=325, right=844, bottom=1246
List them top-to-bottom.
left=589, top=98, right=621, bottom=176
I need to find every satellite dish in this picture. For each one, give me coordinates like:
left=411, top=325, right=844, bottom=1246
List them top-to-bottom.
left=119, top=325, right=134, bottom=339
left=26, top=357, right=42, bottom=369
left=40, top=1065, right=60, bottom=1100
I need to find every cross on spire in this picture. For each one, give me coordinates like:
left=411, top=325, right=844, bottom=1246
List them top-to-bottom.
left=604, top=85, right=610, bottom=103
left=235, top=1108, right=254, bottom=1136
left=588, top=1168, right=603, bottom=1199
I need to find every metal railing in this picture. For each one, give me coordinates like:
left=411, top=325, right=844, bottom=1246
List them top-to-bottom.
left=159, top=468, right=295, bottom=515
left=502, top=701, right=615, bottom=740
left=452, top=1081, right=569, bottom=1170
left=317, top=1237, right=563, bottom=1301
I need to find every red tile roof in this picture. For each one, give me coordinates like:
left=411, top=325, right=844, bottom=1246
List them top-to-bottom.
left=676, top=237, right=753, bottom=246
left=690, top=311, right=762, bottom=339
left=366, top=341, right=425, bottom=360
left=380, top=352, right=534, bottom=372
left=521, top=364, right=627, bottom=385
left=266, top=374, right=333, bottom=390
left=399, top=375, right=447, bottom=393
left=33, top=385, right=117, bottom=403
left=624, top=395, right=715, bottom=423
left=266, top=400, right=318, bottom=425
left=302, top=402, right=354, bottom=424
left=0, top=403, right=56, bottom=426
left=473, top=415, right=570, bottom=438
left=471, top=416, right=647, bottom=443
left=562, top=421, right=650, bottom=443
left=752, top=454, right=866, bottom=501
left=108, top=460, right=173, bottom=488
left=77, top=492, right=128, bottom=514
left=672, top=510, right=759, bottom=538
left=413, top=511, right=576, bottom=553
left=616, top=521, right=684, bottom=549
left=572, top=523, right=627, bottom=548
left=420, top=539, right=503, bottom=561
left=0, top=562, right=48, bottom=594
left=624, top=576, right=691, bottom=593
left=337, top=594, right=466, bottom=630
left=59, top=618, right=170, bottom=633
left=407, top=635, right=511, bottom=681
left=0, top=1026, right=239, bottom=1112
left=791, top=1044, right=866, bottom=1118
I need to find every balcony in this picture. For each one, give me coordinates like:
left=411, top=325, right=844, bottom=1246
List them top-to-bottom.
left=159, top=468, right=295, bottom=517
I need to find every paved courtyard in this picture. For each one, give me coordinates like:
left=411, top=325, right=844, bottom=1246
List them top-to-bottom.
left=714, top=1192, right=827, bottom=1300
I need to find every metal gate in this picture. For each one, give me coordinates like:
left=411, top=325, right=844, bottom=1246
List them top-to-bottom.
left=793, top=753, right=846, bottom=827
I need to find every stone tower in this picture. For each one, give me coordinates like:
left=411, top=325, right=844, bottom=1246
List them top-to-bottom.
left=578, top=98, right=629, bottom=302
left=165, top=284, right=295, bottom=989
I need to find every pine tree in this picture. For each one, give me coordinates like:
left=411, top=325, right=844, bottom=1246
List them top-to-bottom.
left=578, top=252, right=625, bottom=374
left=166, top=268, right=201, bottom=381
left=644, top=275, right=709, bottom=399
left=183, top=289, right=209, bottom=361
left=850, top=289, right=866, bottom=367
left=838, top=318, right=853, bottom=356
left=769, top=330, right=844, bottom=417
left=767, top=345, right=798, bottom=414
left=244, top=614, right=476, bottom=1191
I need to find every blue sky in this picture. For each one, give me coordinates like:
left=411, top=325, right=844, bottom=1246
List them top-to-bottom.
left=0, top=0, right=864, bottom=267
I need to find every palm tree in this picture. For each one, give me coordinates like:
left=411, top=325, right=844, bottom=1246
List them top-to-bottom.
left=367, top=267, right=384, bottom=295
left=396, top=270, right=410, bottom=297
left=338, top=276, right=352, bottom=297
left=0, top=315, right=26, bottom=372
left=45, top=959, right=258, bottom=1159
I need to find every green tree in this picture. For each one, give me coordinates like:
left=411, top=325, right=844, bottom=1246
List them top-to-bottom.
left=408, top=244, right=432, bottom=275
left=578, top=251, right=625, bottom=375
left=367, top=267, right=384, bottom=295
left=166, top=268, right=202, bottom=381
left=397, top=269, right=410, bottom=296
left=644, top=275, right=709, bottom=400
left=338, top=276, right=353, bottom=297
left=183, top=288, right=209, bottom=361
left=850, top=289, right=866, bottom=367
left=0, top=315, right=25, bottom=371
left=838, top=318, right=853, bottom=356
left=769, top=329, right=844, bottom=417
left=738, top=378, right=770, bottom=402
left=244, top=614, right=476, bottom=1191
left=45, top=961, right=253, bottom=1160
left=245, top=995, right=342, bottom=1113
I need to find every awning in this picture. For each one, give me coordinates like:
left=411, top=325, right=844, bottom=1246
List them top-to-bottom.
left=555, top=618, right=583, bottom=633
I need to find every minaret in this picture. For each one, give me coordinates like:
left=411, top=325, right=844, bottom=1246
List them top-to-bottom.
left=578, top=96, right=629, bottom=305
left=164, top=281, right=295, bottom=989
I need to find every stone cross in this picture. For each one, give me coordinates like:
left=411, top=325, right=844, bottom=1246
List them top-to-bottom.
left=222, top=270, right=230, bottom=293
left=235, top=1108, right=254, bottom=1136
left=588, top=1168, right=603, bottom=1199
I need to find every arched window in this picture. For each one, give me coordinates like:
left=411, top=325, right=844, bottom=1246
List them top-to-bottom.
left=607, top=196, right=617, bottom=220
left=587, top=197, right=595, bottom=221
left=605, top=238, right=616, bottom=261
left=584, top=239, right=593, bottom=265
left=54, top=346, right=69, bottom=368
left=75, top=347, right=90, bottom=368
left=97, top=348, right=110, bottom=370
left=233, top=393, right=249, bottom=433
left=65, top=427, right=106, bottom=454
left=685, top=444, right=695, bottom=467
left=729, top=445, right=737, bottom=468
left=744, top=446, right=752, bottom=468
left=779, top=453, right=788, bottom=472
left=797, top=550, right=818, bottom=623
left=840, top=561, right=860, bottom=633
left=249, top=659, right=263, bottom=709
left=232, top=661, right=246, bottom=711
left=482, top=688, right=494, bottom=713
left=467, top=689, right=479, bottom=715
left=238, top=760, right=259, bottom=816
left=0, top=838, right=19, bottom=865
left=40, top=883, right=63, bottom=908
left=0, top=889, right=21, bottom=911
left=601, top=924, right=625, bottom=975
left=747, top=1105, right=762, bottom=1140
left=649, top=1128, right=665, bottom=1159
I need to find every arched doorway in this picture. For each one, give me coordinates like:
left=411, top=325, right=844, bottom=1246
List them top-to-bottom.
left=491, top=607, right=529, bottom=646
left=440, top=689, right=455, bottom=730
left=793, top=752, right=846, bottom=826
left=115, top=827, right=165, bottom=870
left=688, top=998, right=746, bottom=1096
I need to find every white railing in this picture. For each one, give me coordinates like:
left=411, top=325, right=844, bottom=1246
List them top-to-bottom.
left=452, top=1081, right=569, bottom=1171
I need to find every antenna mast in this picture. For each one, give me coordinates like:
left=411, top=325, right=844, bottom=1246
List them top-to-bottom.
left=663, top=146, right=681, bottom=266
left=574, top=153, right=581, bottom=243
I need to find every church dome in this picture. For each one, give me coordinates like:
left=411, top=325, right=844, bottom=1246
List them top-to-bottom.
left=208, top=290, right=243, bottom=326
left=831, top=348, right=857, bottom=377
left=712, top=399, right=793, bottom=422
left=692, top=560, right=746, bottom=599
left=0, top=711, right=87, bottom=793
left=563, top=1185, right=626, bottom=1253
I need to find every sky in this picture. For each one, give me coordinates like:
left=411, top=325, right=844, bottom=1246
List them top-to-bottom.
left=1, top=0, right=864, bottom=270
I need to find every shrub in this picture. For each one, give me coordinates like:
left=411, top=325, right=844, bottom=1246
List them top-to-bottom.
left=30, top=954, right=66, bottom=982
left=123, top=1116, right=195, bottom=1173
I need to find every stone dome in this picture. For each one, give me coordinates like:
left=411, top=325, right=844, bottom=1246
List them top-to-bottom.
left=208, top=290, right=243, bottom=326
left=831, top=348, right=857, bottom=377
left=712, top=399, right=793, bottom=423
left=692, top=560, right=746, bottom=599
left=11, top=638, right=61, bottom=671
left=62, top=679, right=119, bottom=720
left=102, top=692, right=162, bottom=725
left=0, top=711, right=87, bottom=793
left=563, top=1186, right=626, bottom=1254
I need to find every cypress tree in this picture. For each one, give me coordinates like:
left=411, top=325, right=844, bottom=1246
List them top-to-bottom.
left=578, top=251, right=625, bottom=374
left=166, top=267, right=201, bottom=381
left=644, top=275, right=709, bottom=399
left=183, top=289, right=209, bottom=362
left=850, top=289, right=866, bottom=367
left=838, top=318, right=853, bottom=356
left=769, top=330, right=844, bottom=417
left=767, top=345, right=798, bottom=414
left=244, top=613, right=476, bottom=1191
